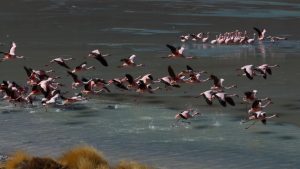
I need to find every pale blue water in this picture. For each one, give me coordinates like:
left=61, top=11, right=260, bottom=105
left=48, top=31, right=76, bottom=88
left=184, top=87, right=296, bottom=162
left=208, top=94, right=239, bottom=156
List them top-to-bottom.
left=0, top=0, right=300, bottom=169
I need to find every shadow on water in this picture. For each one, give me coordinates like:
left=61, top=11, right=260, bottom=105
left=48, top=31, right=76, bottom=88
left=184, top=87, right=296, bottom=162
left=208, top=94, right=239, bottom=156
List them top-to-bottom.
left=72, top=111, right=98, bottom=118
left=63, top=121, right=86, bottom=126
left=193, top=125, right=211, bottom=130
left=254, top=131, right=276, bottom=135
left=277, top=135, right=298, bottom=140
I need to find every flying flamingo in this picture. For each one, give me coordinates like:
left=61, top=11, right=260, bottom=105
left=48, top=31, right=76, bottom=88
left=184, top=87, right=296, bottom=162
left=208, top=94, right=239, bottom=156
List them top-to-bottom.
left=253, top=27, right=266, bottom=41
left=0, top=42, right=24, bottom=61
left=165, top=44, right=193, bottom=59
left=88, top=49, right=109, bottom=66
left=119, top=54, right=144, bottom=68
left=48, top=57, right=73, bottom=69
left=71, top=61, right=95, bottom=73
left=237, top=64, right=257, bottom=80
left=254, top=64, right=280, bottom=79
left=138, top=74, right=154, bottom=85
left=210, top=75, right=236, bottom=92
left=195, top=90, right=215, bottom=105
left=213, top=92, right=239, bottom=107
left=248, top=99, right=273, bottom=115
left=174, top=109, right=200, bottom=125
left=243, top=111, right=278, bottom=129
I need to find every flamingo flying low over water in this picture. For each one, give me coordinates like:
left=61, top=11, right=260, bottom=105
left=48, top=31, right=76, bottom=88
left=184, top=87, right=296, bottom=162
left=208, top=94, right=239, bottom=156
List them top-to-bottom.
left=253, top=27, right=267, bottom=41
left=0, top=42, right=24, bottom=61
left=88, top=49, right=109, bottom=66
left=119, top=54, right=144, bottom=68
left=48, top=57, right=73, bottom=69
left=71, top=62, right=95, bottom=73
left=254, top=64, right=280, bottom=79
left=213, top=92, right=239, bottom=107
left=174, top=109, right=200, bottom=124
left=243, top=111, right=278, bottom=129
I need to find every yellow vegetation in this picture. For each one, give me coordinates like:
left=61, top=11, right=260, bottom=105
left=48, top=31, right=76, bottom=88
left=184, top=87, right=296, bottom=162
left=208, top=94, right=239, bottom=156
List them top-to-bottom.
left=58, top=145, right=109, bottom=169
left=2, top=146, right=153, bottom=169
left=5, top=151, right=31, bottom=169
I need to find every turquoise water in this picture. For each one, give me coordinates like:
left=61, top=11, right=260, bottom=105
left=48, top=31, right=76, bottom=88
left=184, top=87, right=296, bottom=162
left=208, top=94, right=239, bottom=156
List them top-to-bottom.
left=0, top=0, right=300, bottom=169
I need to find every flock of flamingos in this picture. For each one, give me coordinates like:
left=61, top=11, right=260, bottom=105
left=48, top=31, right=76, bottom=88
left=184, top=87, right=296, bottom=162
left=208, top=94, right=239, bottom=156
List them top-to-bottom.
left=0, top=27, right=287, bottom=129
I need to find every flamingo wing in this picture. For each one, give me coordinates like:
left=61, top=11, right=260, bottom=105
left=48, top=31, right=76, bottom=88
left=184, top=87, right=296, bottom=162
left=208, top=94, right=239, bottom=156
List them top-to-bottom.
left=253, top=27, right=262, bottom=38
left=9, top=42, right=17, bottom=55
left=166, top=44, right=177, bottom=54
left=95, top=55, right=108, bottom=66
left=56, top=61, right=70, bottom=69
left=168, top=65, right=177, bottom=79
left=186, top=65, right=193, bottom=72
left=24, top=66, right=33, bottom=77
left=266, top=67, right=272, bottom=75
left=67, top=71, right=79, bottom=82
left=125, top=74, right=135, bottom=85
left=210, top=74, right=220, bottom=86
left=225, top=96, right=235, bottom=106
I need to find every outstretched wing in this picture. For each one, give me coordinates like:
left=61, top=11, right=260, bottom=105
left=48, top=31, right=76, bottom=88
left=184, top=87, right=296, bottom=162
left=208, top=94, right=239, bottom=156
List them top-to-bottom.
left=253, top=27, right=262, bottom=38
left=9, top=42, right=17, bottom=55
left=166, top=44, right=177, bottom=54
left=95, top=55, right=108, bottom=66
left=168, top=65, right=177, bottom=79
left=186, top=65, right=193, bottom=72
left=24, top=66, right=33, bottom=77
left=266, top=67, right=272, bottom=75
left=67, top=71, right=79, bottom=82
left=125, top=74, right=135, bottom=85
left=210, top=74, right=219, bottom=86
left=225, top=96, right=235, bottom=106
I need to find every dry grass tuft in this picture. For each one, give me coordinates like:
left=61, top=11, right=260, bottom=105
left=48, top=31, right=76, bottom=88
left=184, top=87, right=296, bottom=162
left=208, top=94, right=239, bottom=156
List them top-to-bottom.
left=58, top=145, right=109, bottom=169
left=5, top=151, right=31, bottom=169
left=24, top=157, right=64, bottom=169
left=115, top=160, right=153, bottom=169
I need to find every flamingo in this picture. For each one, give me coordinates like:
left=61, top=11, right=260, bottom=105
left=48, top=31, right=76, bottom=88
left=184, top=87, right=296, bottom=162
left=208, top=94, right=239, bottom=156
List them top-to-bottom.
left=253, top=27, right=266, bottom=41
left=202, top=32, right=209, bottom=43
left=247, top=33, right=256, bottom=44
left=180, top=35, right=189, bottom=42
left=267, top=36, right=287, bottom=42
left=0, top=42, right=24, bottom=61
left=165, top=44, right=186, bottom=58
left=88, top=49, right=109, bottom=66
left=119, top=54, right=144, bottom=68
left=48, top=57, right=73, bottom=69
left=71, top=61, right=95, bottom=73
left=254, top=64, right=280, bottom=79
left=237, top=65, right=256, bottom=80
left=67, top=71, right=83, bottom=89
left=123, top=74, right=139, bottom=89
left=138, top=74, right=154, bottom=85
left=210, top=75, right=236, bottom=92
left=158, top=76, right=180, bottom=89
left=108, top=78, right=129, bottom=91
left=136, top=80, right=160, bottom=94
left=195, top=90, right=215, bottom=105
left=213, top=92, right=239, bottom=107
left=60, top=93, right=86, bottom=105
left=248, top=99, right=273, bottom=114
left=174, top=109, right=200, bottom=125
left=243, top=111, right=278, bottom=129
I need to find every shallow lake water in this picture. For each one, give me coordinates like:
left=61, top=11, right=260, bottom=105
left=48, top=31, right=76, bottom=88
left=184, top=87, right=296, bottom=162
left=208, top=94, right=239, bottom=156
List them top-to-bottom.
left=0, top=0, right=300, bottom=169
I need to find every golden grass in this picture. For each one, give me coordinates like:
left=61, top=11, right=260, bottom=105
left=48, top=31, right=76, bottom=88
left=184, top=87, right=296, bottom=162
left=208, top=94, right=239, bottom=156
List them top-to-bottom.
left=58, top=145, right=109, bottom=169
left=2, top=146, right=154, bottom=169
left=5, top=151, right=31, bottom=169
left=115, top=161, right=153, bottom=169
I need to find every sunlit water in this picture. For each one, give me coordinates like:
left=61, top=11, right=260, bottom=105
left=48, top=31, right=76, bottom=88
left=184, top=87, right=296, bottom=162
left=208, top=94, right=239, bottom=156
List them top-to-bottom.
left=0, top=0, right=300, bottom=169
